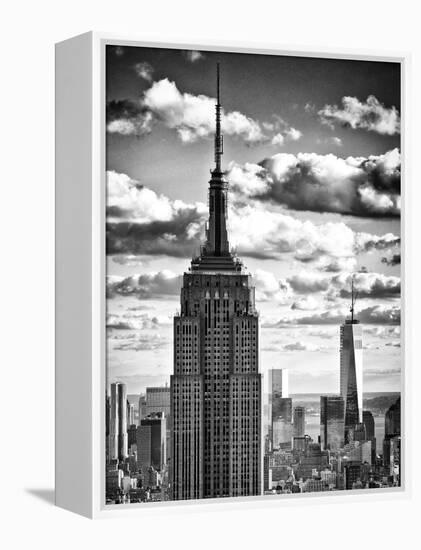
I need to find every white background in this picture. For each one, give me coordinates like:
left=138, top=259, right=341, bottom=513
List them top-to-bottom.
left=1, top=0, right=420, bottom=548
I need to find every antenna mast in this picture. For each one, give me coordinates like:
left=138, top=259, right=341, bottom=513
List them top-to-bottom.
left=214, top=62, right=224, bottom=172
left=350, top=275, right=358, bottom=322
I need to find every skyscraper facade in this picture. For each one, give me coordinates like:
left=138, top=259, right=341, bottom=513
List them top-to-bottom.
left=170, top=65, right=262, bottom=501
left=340, top=297, right=363, bottom=442
left=268, top=369, right=288, bottom=447
left=108, top=382, right=128, bottom=461
left=145, top=386, right=171, bottom=417
left=320, top=395, right=345, bottom=451
left=293, top=406, right=306, bottom=437
left=137, top=413, right=167, bottom=475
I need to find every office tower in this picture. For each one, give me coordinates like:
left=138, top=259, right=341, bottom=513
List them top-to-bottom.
left=170, top=65, right=262, bottom=500
left=340, top=281, right=363, bottom=442
left=269, top=370, right=289, bottom=449
left=108, top=382, right=128, bottom=461
left=146, top=386, right=171, bottom=417
left=138, top=395, right=146, bottom=424
left=320, top=395, right=345, bottom=451
left=272, top=397, right=293, bottom=448
left=383, top=397, right=401, bottom=468
left=385, top=397, right=401, bottom=438
left=128, top=403, right=135, bottom=426
left=293, top=406, right=305, bottom=437
left=363, top=410, right=375, bottom=440
left=363, top=410, right=376, bottom=462
left=137, top=413, right=167, bottom=475
left=353, top=422, right=367, bottom=443
left=127, top=423, right=137, bottom=449
left=296, top=443, right=329, bottom=480
left=343, top=462, right=362, bottom=490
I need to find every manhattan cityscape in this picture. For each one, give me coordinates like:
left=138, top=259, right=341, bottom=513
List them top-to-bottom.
left=105, top=46, right=401, bottom=504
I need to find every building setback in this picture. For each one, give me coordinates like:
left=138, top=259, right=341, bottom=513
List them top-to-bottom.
left=170, top=65, right=262, bottom=500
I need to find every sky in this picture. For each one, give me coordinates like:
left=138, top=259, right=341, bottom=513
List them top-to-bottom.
left=105, top=45, right=401, bottom=396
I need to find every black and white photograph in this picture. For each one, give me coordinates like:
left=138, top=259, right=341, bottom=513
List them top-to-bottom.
left=105, top=44, right=401, bottom=504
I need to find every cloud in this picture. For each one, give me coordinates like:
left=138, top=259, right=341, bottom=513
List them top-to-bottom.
left=114, top=46, right=124, bottom=56
left=184, top=50, right=205, bottom=63
left=133, top=61, right=153, bottom=82
left=106, top=77, right=298, bottom=145
left=142, top=78, right=267, bottom=143
left=318, top=95, right=400, bottom=135
left=106, top=99, right=154, bottom=136
left=271, top=127, right=302, bottom=147
left=228, top=148, right=401, bottom=217
left=106, top=171, right=206, bottom=257
left=107, top=171, right=399, bottom=265
left=382, top=253, right=401, bottom=266
left=111, top=255, right=144, bottom=267
left=253, top=269, right=293, bottom=303
left=107, top=270, right=182, bottom=299
left=287, top=272, right=330, bottom=294
left=335, top=272, right=400, bottom=299
left=291, top=296, right=320, bottom=311
left=267, top=304, right=400, bottom=327
left=107, top=313, right=165, bottom=330
left=365, top=326, right=400, bottom=338
left=112, top=334, right=169, bottom=351
left=282, top=342, right=322, bottom=352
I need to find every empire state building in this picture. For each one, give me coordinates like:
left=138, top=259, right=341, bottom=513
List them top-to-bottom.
left=170, top=65, right=262, bottom=500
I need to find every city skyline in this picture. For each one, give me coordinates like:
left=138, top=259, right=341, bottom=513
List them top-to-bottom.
left=106, top=46, right=401, bottom=397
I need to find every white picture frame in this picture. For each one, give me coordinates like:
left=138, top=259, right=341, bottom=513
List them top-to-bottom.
left=55, top=31, right=411, bottom=518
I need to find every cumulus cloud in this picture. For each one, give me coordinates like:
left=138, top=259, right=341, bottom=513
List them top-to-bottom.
left=183, top=50, right=205, bottom=63
left=133, top=61, right=154, bottom=82
left=106, top=77, right=301, bottom=145
left=142, top=78, right=267, bottom=143
left=318, top=95, right=400, bottom=135
left=106, top=99, right=154, bottom=136
left=271, top=127, right=302, bottom=147
left=228, top=148, right=401, bottom=217
left=106, top=171, right=206, bottom=257
left=107, top=171, right=399, bottom=266
left=382, top=253, right=401, bottom=266
left=253, top=269, right=293, bottom=303
left=107, top=271, right=182, bottom=299
left=335, top=272, right=400, bottom=299
left=267, top=304, right=400, bottom=327
left=107, top=313, right=165, bottom=331
left=113, top=334, right=169, bottom=351
left=282, top=342, right=322, bottom=352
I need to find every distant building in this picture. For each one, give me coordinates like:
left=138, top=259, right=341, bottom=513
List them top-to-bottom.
left=340, top=287, right=363, bottom=443
left=108, top=382, right=128, bottom=461
left=146, top=386, right=171, bottom=417
left=138, top=395, right=147, bottom=425
left=320, top=395, right=345, bottom=451
left=272, top=397, right=292, bottom=449
left=383, top=397, right=401, bottom=470
left=385, top=397, right=401, bottom=438
left=128, top=403, right=135, bottom=426
left=293, top=406, right=305, bottom=437
left=363, top=410, right=375, bottom=440
left=363, top=410, right=376, bottom=462
left=137, top=413, right=167, bottom=476
left=353, top=422, right=367, bottom=443
left=293, top=435, right=312, bottom=453
left=343, top=461, right=362, bottom=490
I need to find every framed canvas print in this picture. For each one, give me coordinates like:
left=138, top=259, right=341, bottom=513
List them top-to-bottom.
left=55, top=32, right=409, bottom=518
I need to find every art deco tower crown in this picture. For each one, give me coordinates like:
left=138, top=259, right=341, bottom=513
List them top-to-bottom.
left=191, top=64, right=243, bottom=272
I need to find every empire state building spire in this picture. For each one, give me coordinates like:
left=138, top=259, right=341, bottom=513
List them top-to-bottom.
left=214, top=62, right=223, bottom=173
left=190, top=64, right=243, bottom=272
left=205, top=64, right=230, bottom=257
